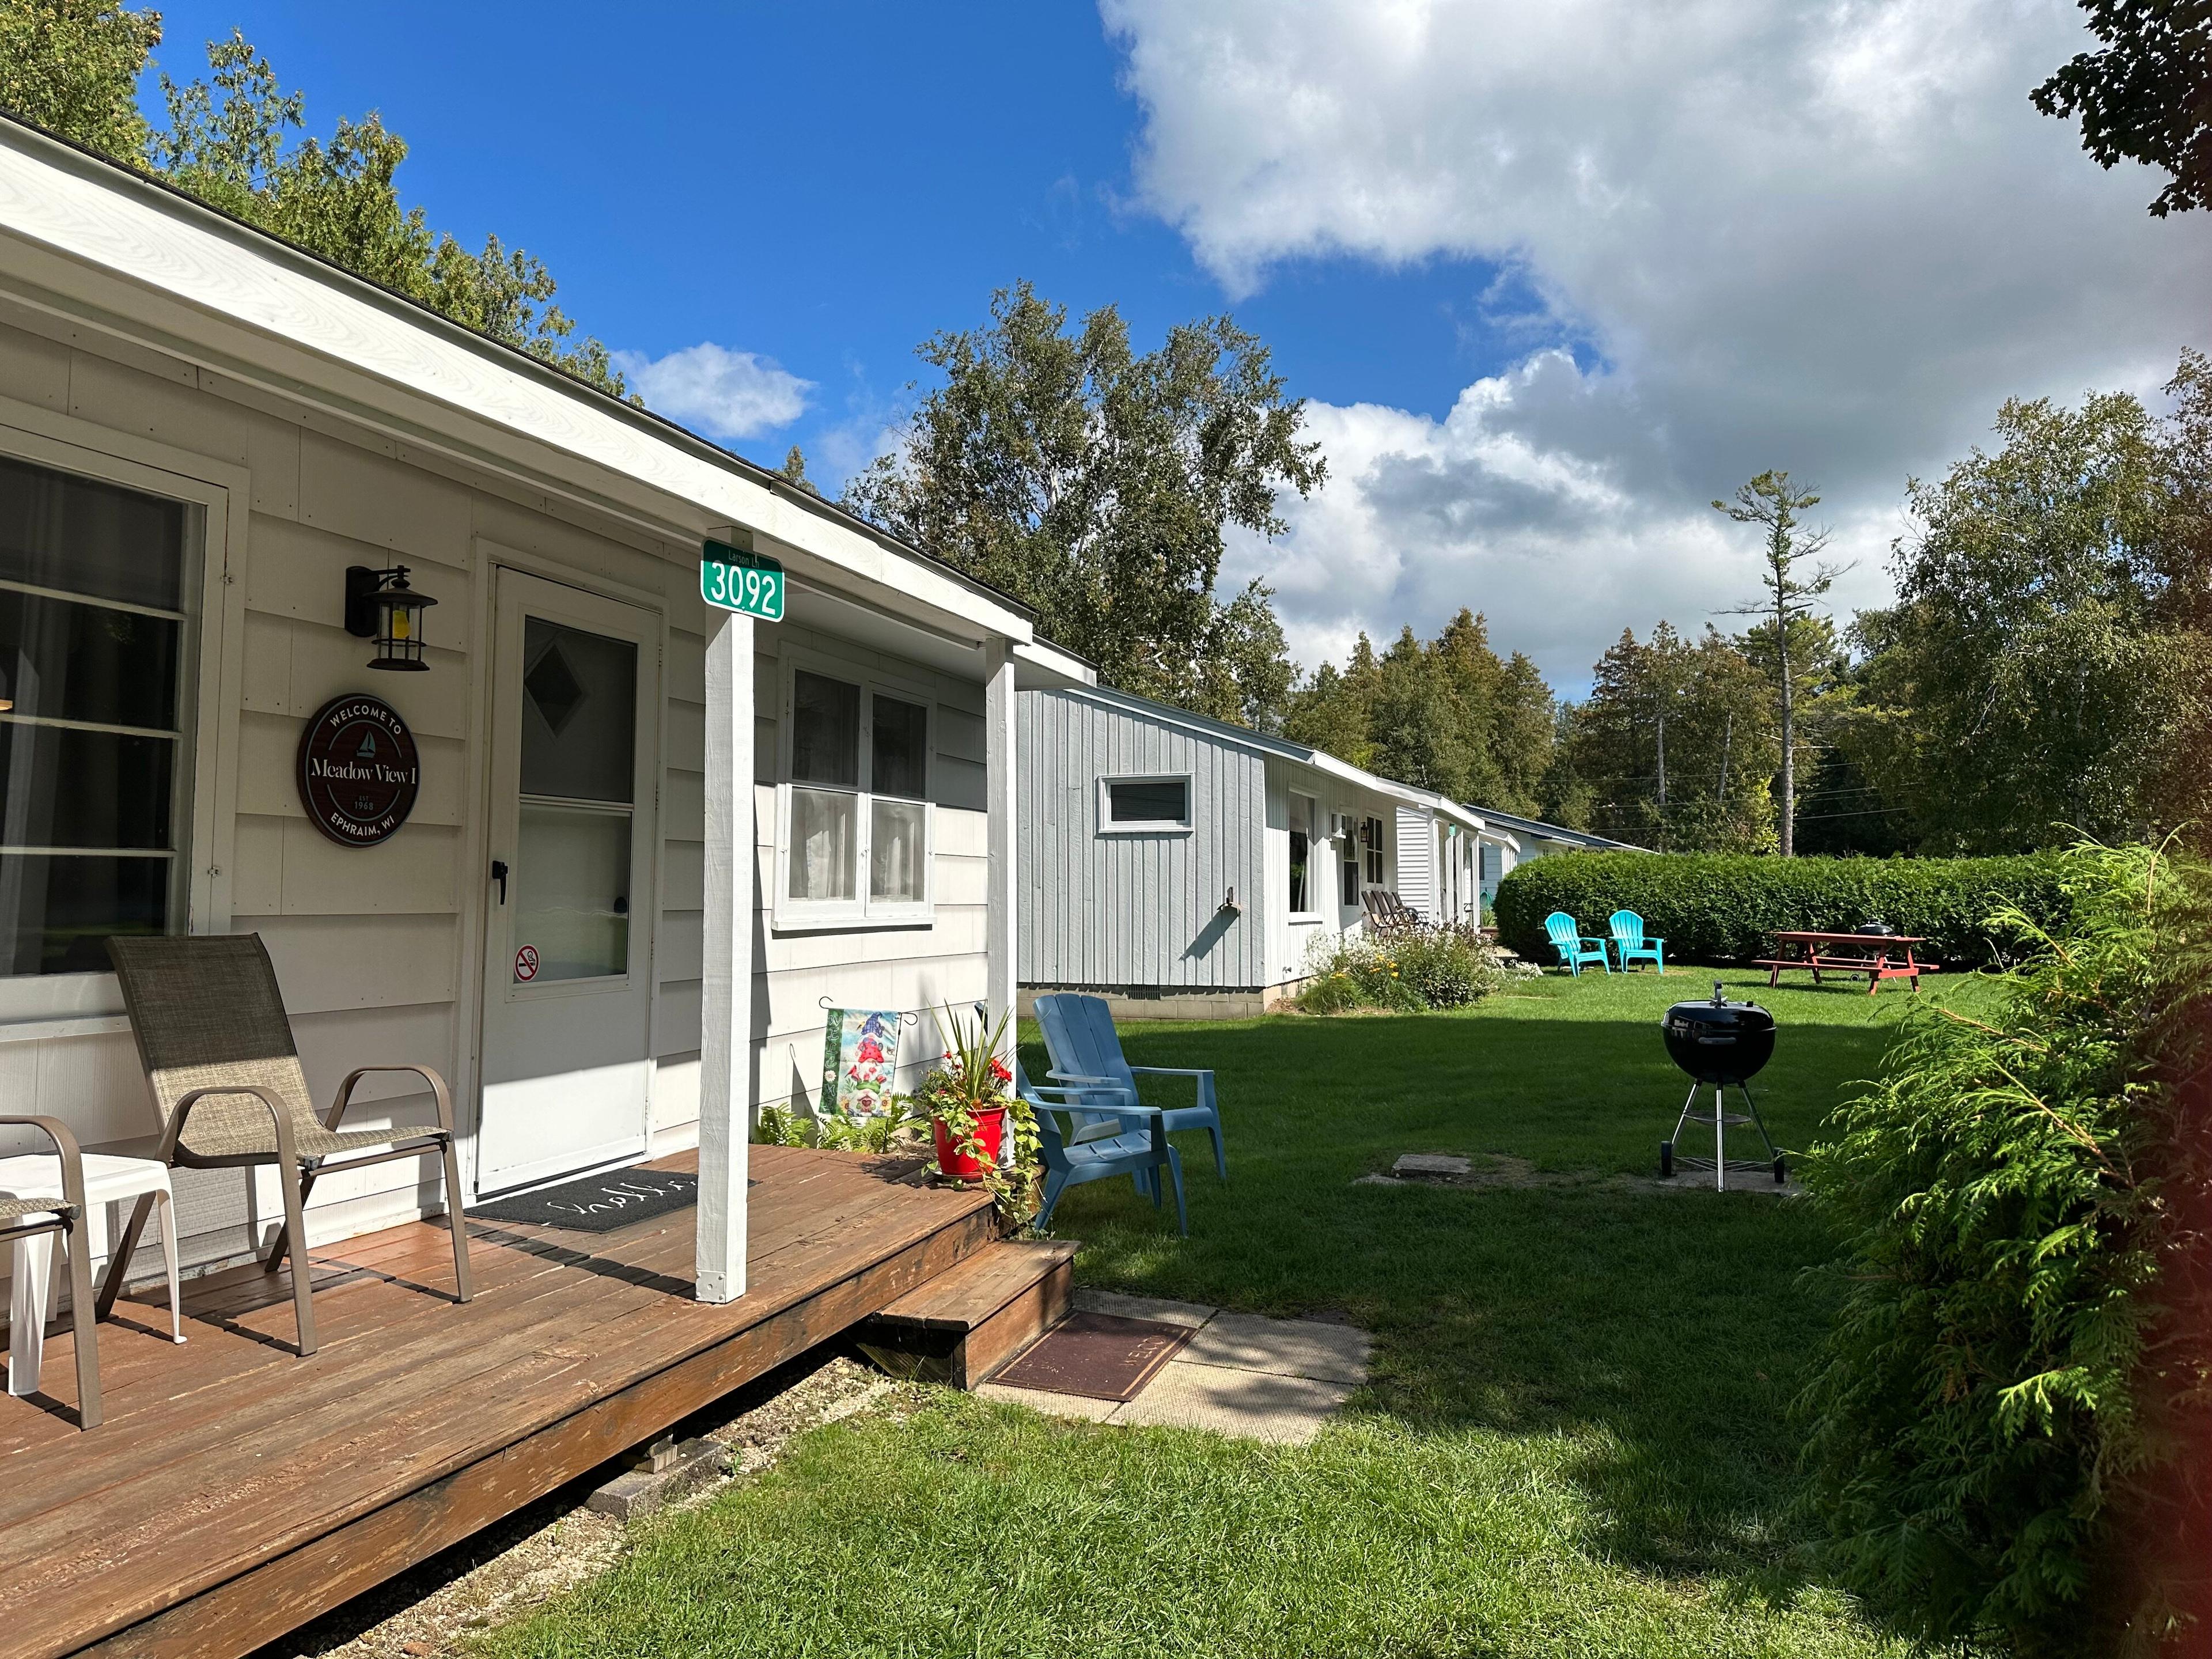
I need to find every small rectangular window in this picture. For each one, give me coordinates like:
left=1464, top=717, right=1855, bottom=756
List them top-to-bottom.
left=0, top=457, right=194, bottom=977
left=779, top=663, right=933, bottom=923
left=1105, top=777, right=1189, bottom=827
left=1288, top=791, right=1316, bottom=914
left=1361, top=816, right=1386, bottom=887
left=1342, top=851, right=1359, bottom=908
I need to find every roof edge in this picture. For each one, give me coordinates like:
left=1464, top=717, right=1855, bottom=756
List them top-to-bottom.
left=0, top=108, right=1035, bottom=625
left=1040, top=680, right=1479, bottom=820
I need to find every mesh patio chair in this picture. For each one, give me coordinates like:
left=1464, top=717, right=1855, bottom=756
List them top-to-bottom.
left=103, top=935, right=472, bottom=1357
left=0, top=1115, right=99, bottom=1429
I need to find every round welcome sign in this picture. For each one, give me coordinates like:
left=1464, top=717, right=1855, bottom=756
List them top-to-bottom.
left=297, top=694, right=421, bottom=846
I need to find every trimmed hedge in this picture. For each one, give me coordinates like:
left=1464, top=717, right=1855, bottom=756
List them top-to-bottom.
left=1493, top=851, right=2070, bottom=968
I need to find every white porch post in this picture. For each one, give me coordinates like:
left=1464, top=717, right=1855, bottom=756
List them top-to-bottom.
left=696, top=602, right=755, bottom=1304
left=985, top=642, right=1018, bottom=1052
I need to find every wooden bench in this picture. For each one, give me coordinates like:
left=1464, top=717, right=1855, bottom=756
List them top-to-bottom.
left=1758, top=931, right=1937, bottom=994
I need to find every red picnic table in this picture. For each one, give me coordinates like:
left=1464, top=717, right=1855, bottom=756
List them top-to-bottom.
left=1755, top=930, right=1938, bottom=994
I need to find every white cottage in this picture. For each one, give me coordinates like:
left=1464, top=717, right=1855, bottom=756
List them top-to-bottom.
left=0, top=116, right=1088, bottom=1302
left=1017, top=683, right=1507, bottom=1018
left=1468, top=805, right=1647, bottom=911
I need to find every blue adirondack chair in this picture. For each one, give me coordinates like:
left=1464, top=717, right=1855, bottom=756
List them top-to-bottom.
left=1608, top=908, right=1665, bottom=973
left=1544, top=911, right=1612, bottom=975
left=1033, top=993, right=1226, bottom=1181
left=1017, top=1063, right=1187, bottom=1234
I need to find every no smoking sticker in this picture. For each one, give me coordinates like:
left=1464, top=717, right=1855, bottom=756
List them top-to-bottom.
left=514, top=944, right=539, bottom=982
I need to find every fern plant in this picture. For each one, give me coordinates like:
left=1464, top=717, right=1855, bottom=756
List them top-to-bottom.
left=1797, top=842, right=2211, bottom=1655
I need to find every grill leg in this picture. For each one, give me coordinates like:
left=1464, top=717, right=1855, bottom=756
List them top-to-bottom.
left=1668, top=1079, right=1702, bottom=1146
left=1735, top=1081, right=1782, bottom=1162
left=1713, top=1086, right=1726, bottom=1190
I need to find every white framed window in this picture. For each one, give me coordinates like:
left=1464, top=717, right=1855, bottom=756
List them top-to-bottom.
left=0, top=450, right=210, bottom=1011
left=775, top=656, right=934, bottom=929
left=1096, top=774, right=1192, bottom=834
left=1287, top=790, right=1319, bottom=917
left=1340, top=809, right=1361, bottom=908
left=1361, top=815, right=1386, bottom=887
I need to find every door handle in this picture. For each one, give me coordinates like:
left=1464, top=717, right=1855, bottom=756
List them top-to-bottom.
left=491, top=859, right=508, bottom=905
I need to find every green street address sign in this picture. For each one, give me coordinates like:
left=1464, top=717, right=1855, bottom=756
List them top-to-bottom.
left=701, top=540, right=785, bottom=622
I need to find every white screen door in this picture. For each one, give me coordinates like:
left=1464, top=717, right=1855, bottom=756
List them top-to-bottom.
left=478, top=568, right=660, bottom=1194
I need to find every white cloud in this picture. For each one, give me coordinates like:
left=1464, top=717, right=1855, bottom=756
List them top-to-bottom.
left=1104, top=0, right=2212, bottom=688
left=612, top=342, right=812, bottom=443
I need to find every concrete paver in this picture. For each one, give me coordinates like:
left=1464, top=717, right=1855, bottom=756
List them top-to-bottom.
left=1392, top=1153, right=1473, bottom=1177
left=1070, top=1287, right=1214, bottom=1328
left=993, top=1293, right=1371, bottom=1442
left=1179, top=1312, right=1371, bottom=1384
left=1110, top=1361, right=1355, bottom=1444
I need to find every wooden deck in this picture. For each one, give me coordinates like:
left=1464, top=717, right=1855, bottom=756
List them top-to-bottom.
left=0, top=1146, right=998, bottom=1659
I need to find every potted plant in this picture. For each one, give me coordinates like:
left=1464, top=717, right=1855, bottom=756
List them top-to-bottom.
left=916, top=1005, right=1039, bottom=1218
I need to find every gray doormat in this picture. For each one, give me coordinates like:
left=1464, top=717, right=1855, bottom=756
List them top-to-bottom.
left=475, top=1168, right=698, bottom=1232
left=987, top=1312, right=1193, bottom=1401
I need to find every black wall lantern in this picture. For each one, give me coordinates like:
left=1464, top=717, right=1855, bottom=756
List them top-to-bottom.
left=344, top=565, right=438, bottom=672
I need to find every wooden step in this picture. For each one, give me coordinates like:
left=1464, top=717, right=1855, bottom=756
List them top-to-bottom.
left=853, top=1238, right=1078, bottom=1388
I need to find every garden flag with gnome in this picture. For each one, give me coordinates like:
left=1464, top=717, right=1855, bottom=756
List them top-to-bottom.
left=822, top=1008, right=900, bottom=1121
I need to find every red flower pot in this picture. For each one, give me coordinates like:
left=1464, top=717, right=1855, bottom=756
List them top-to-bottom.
left=931, top=1106, right=1006, bottom=1181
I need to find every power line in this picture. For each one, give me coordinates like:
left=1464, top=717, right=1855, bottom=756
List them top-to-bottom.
left=1791, top=805, right=1910, bottom=823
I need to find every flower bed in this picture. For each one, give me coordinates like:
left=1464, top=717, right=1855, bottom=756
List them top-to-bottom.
left=1295, top=925, right=1514, bottom=1014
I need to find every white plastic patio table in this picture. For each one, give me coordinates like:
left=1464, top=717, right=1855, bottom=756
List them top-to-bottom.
left=2, top=1152, right=184, bottom=1398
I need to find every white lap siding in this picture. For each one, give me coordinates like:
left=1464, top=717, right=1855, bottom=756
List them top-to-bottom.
left=0, top=301, right=997, bottom=1281
left=651, top=612, right=993, bottom=1131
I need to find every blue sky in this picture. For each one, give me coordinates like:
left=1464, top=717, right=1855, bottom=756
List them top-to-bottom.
left=134, top=2, right=2212, bottom=692
left=138, top=3, right=1509, bottom=467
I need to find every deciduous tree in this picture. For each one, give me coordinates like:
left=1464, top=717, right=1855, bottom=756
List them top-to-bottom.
left=0, top=0, right=155, bottom=161
left=2034, top=0, right=2212, bottom=217
left=0, top=4, right=628, bottom=396
left=845, top=281, right=1322, bottom=729
left=1846, top=382, right=2205, bottom=851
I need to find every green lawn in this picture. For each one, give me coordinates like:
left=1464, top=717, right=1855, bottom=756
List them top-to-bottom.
left=486, top=968, right=2001, bottom=1658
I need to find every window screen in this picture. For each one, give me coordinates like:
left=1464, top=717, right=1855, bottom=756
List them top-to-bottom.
left=0, top=458, right=192, bottom=976
left=791, top=670, right=860, bottom=788
left=872, top=694, right=928, bottom=799
left=1106, top=777, right=1188, bottom=825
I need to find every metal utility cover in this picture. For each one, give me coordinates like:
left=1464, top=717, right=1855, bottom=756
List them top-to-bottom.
left=987, top=1312, right=1194, bottom=1401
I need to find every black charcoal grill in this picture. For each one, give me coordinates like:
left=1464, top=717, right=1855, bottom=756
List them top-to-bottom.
left=1660, top=982, right=1787, bottom=1186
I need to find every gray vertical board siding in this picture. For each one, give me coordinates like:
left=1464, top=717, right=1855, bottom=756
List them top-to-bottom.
left=1018, top=689, right=1265, bottom=990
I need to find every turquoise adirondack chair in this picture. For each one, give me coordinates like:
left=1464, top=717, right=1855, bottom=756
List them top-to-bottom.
left=1608, top=909, right=1665, bottom=973
left=1543, top=911, right=1612, bottom=975
left=1033, top=993, right=1226, bottom=1181
left=1017, top=1063, right=1187, bottom=1234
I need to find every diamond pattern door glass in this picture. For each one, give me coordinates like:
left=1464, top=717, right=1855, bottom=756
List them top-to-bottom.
left=514, top=618, right=637, bottom=983
left=521, top=620, right=636, bottom=802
